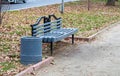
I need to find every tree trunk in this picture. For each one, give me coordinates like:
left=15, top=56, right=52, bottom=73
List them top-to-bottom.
left=0, top=0, right=2, bottom=25
left=0, top=0, right=10, bottom=25
left=88, top=0, right=90, bottom=11
left=106, top=0, right=116, bottom=6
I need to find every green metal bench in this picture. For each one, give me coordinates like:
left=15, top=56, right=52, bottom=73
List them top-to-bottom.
left=31, top=14, right=78, bottom=55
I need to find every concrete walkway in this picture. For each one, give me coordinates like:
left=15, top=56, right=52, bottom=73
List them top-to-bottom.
left=35, top=22, right=120, bottom=76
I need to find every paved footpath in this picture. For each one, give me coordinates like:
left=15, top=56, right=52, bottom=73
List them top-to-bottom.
left=34, top=22, right=120, bottom=76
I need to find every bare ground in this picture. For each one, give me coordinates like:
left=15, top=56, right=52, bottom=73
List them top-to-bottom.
left=30, top=22, right=120, bottom=76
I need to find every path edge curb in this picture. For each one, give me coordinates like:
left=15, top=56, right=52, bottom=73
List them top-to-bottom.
left=67, top=21, right=120, bottom=42
left=15, top=57, right=54, bottom=76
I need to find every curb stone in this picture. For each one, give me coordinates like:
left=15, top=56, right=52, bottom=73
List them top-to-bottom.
left=67, top=21, right=120, bottom=42
left=15, top=57, right=54, bottom=76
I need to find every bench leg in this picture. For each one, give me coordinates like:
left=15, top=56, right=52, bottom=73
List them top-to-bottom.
left=72, top=34, right=74, bottom=44
left=50, top=42, right=53, bottom=56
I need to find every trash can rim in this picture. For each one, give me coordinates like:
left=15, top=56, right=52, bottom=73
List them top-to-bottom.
left=21, top=36, right=41, bottom=39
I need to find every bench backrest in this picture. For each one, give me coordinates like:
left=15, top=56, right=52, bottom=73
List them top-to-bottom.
left=31, top=16, right=62, bottom=37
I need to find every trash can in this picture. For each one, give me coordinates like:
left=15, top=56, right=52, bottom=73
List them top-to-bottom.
left=20, top=36, right=42, bottom=65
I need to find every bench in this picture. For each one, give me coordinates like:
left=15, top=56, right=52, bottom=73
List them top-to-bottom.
left=31, top=14, right=78, bottom=55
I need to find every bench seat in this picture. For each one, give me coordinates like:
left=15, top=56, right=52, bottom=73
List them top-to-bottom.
left=40, top=28, right=78, bottom=43
left=51, top=28, right=78, bottom=36
left=40, top=33, right=65, bottom=43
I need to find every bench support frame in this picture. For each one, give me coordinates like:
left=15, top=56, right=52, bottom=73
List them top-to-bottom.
left=49, top=34, right=75, bottom=55
left=72, top=34, right=74, bottom=44
left=50, top=42, right=53, bottom=56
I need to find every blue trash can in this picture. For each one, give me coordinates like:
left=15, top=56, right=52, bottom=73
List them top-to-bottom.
left=20, top=36, right=42, bottom=65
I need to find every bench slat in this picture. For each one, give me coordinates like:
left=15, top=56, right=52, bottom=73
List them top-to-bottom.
left=32, top=20, right=62, bottom=36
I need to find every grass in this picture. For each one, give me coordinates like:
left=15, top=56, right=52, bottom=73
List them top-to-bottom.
left=0, top=0, right=120, bottom=75
left=61, top=11, right=120, bottom=36
left=0, top=62, right=15, bottom=72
